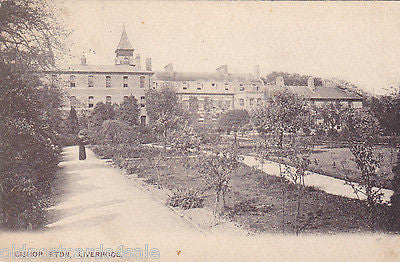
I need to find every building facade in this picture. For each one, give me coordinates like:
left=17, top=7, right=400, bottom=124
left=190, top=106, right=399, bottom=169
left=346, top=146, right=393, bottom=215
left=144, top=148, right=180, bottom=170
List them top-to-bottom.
left=42, top=27, right=154, bottom=124
left=41, top=28, right=364, bottom=125
left=153, top=64, right=265, bottom=122
left=265, top=75, right=364, bottom=108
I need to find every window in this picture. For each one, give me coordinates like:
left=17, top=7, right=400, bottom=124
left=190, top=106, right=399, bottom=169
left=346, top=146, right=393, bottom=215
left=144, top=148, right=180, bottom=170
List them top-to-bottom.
left=70, top=75, right=75, bottom=88
left=88, top=75, right=94, bottom=87
left=106, top=76, right=111, bottom=88
left=123, top=76, right=128, bottom=88
left=140, top=76, right=145, bottom=88
left=152, top=81, right=157, bottom=89
left=183, top=82, right=188, bottom=90
left=197, top=83, right=202, bottom=90
left=211, top=83, right=216, bottom=87
left=225, top=83, right=229, bottom=90
left=239, top=83, right=244, bottom=91
left=69, top=96, right=77, bottom=107
left=88, top=96, right=94, bottom=108
left=106, top=96, right=111, bottom=103
left=123, top=96, right=129, bottom=101
left=140, top=96, right=145, bottom=107
left=239, top=98, right=244, bottom=107
left=250, top=98, right=254, bottom=107
left=257, top=98, right=262, bottom=107
left=348, top=101, right=353, bottom=108
left=140, top=115, right=146, bottom=125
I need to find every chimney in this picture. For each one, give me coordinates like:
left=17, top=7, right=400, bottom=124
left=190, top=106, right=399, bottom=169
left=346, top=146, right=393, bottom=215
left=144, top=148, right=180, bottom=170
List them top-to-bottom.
left=135, top=54, right=141, bottom=70
left=81, top=55, right=87, bottom=65
left=146, top=58, right=152, bottom=71
left=164, top=63, right=174, bottom=75
left=216, top=65, right=228, bottom=77
left=253, top=65, right=260, bottom=79
left=276, top=76, right=284, bottom=87
left=308, top=77, right=316, bottom=91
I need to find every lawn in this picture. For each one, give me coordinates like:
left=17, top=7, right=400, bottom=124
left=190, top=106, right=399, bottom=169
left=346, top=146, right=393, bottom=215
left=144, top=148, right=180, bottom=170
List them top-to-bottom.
left=238, top=139, right=397, bottom=189
left=91, top=144, right=392, bottom=234
left=306, top=146, right=397, bottom=189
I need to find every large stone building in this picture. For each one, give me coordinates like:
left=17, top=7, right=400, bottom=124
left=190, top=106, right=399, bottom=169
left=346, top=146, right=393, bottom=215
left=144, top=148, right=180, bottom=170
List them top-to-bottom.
left=41, top=27, right=364, bottom=124
left=42, top=27, right=154, bottom=124
left=153, top=64, right=264, bottom=122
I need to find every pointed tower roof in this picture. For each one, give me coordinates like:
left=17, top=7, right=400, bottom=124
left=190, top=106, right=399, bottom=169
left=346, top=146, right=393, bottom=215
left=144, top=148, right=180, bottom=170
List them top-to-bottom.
left=116, top=26, right=134, bottom=51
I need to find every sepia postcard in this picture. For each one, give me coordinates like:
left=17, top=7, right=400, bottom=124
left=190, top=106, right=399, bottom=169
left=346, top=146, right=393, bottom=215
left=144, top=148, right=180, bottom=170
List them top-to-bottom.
left=0, top=0, right=399, bottom=261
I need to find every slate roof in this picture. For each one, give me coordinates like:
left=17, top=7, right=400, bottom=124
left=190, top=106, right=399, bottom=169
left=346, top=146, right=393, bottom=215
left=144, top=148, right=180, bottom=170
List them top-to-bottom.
left=116, top=27, right=134, bottom=51
left=48, top=64, right=152, bottom=74
left=154, top=71, right=260, bottom=82
left=268, top=85, right=364, bottom=100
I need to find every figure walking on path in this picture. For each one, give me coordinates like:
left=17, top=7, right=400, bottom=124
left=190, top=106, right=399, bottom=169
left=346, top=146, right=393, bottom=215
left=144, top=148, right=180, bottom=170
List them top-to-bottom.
left=78, top=130, right=88, bottom=160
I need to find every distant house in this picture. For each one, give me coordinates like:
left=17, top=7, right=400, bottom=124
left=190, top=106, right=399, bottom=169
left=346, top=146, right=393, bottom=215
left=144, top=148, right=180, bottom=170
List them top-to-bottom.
left=263, top=74, right=364, bottom=108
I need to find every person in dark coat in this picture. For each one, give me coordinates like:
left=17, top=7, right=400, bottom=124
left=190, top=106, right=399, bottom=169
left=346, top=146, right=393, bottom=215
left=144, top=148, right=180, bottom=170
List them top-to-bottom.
left=78, top=130, right=88, bottom=160
left=79, top=139, right=86, bottom=160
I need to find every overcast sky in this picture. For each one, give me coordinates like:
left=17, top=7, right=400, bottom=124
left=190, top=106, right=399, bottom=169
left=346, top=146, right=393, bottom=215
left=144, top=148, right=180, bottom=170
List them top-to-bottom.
left=57, top=1, right=400, bottom=94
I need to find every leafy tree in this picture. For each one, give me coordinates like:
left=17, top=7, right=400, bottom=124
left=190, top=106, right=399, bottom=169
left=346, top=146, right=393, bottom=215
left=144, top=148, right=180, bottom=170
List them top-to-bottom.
left=0, top=0, right=66, bottom=229
left=0, top=0, right=66, bottom=67
left=145, top=88, right=188, bottom=142
left=367, top=90, right=400, bottom=230
left=252, top=91, right=313, bottom=233
left=253, top=91, right=311, bottom=148
left=366, top=93, right=400, bottom=137
left=117, top=95, right=140, bottom=126
left=89, top=102, right=116, bottom=128
left=67, top=107, right=79, bottom=135
left=218, top=109, right=250, bottom=143
left=343, top=109, right=386, bottom=228
left=92, top=120, right=134, bottom=145
left=196, top=145, right=241, bottom=213
left=391, top=150, right=400, bottom=230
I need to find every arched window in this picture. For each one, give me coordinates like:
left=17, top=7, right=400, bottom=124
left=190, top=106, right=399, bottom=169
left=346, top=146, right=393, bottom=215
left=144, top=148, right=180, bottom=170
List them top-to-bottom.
left=70, top=75, right=76, bottom=88
left=88, top=75, right=94, bottom=87
left=106, top=76, right=111, bottom=88
left=123, top=76, right=128, bottom=87
left=88, top=96, right=94, bottom=108
left=106, top=96, right=111, bottom=103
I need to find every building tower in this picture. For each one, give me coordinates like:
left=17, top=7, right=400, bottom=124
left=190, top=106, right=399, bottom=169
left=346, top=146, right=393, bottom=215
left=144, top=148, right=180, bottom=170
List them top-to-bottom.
left=115, top=26, right=139, bottom=67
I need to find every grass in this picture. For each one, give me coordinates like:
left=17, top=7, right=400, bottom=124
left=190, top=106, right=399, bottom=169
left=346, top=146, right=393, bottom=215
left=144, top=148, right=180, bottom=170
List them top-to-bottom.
left=238, top=141, right=396, bottom=189
left=92, top=144, right=392, bottom=234
left=306, top=145, right=396, bottom=189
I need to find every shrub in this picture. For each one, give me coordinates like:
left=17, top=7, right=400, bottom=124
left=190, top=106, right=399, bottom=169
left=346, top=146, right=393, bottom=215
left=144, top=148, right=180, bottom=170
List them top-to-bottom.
left=167, top=189, right=204, bottom=210
left=229, top=198, right=273, bottom=217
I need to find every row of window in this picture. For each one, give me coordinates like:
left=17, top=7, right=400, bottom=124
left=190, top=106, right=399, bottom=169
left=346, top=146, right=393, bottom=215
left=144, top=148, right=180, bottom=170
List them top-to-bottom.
left=68, top=75, right=146, bottom=88
left=179, top=82, right=260, bottom=92
left=70, top=95, right=145, bottom=108
left=182, top=98, right=232, bottom=111
left=239, top=98, right=263, bottom=107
